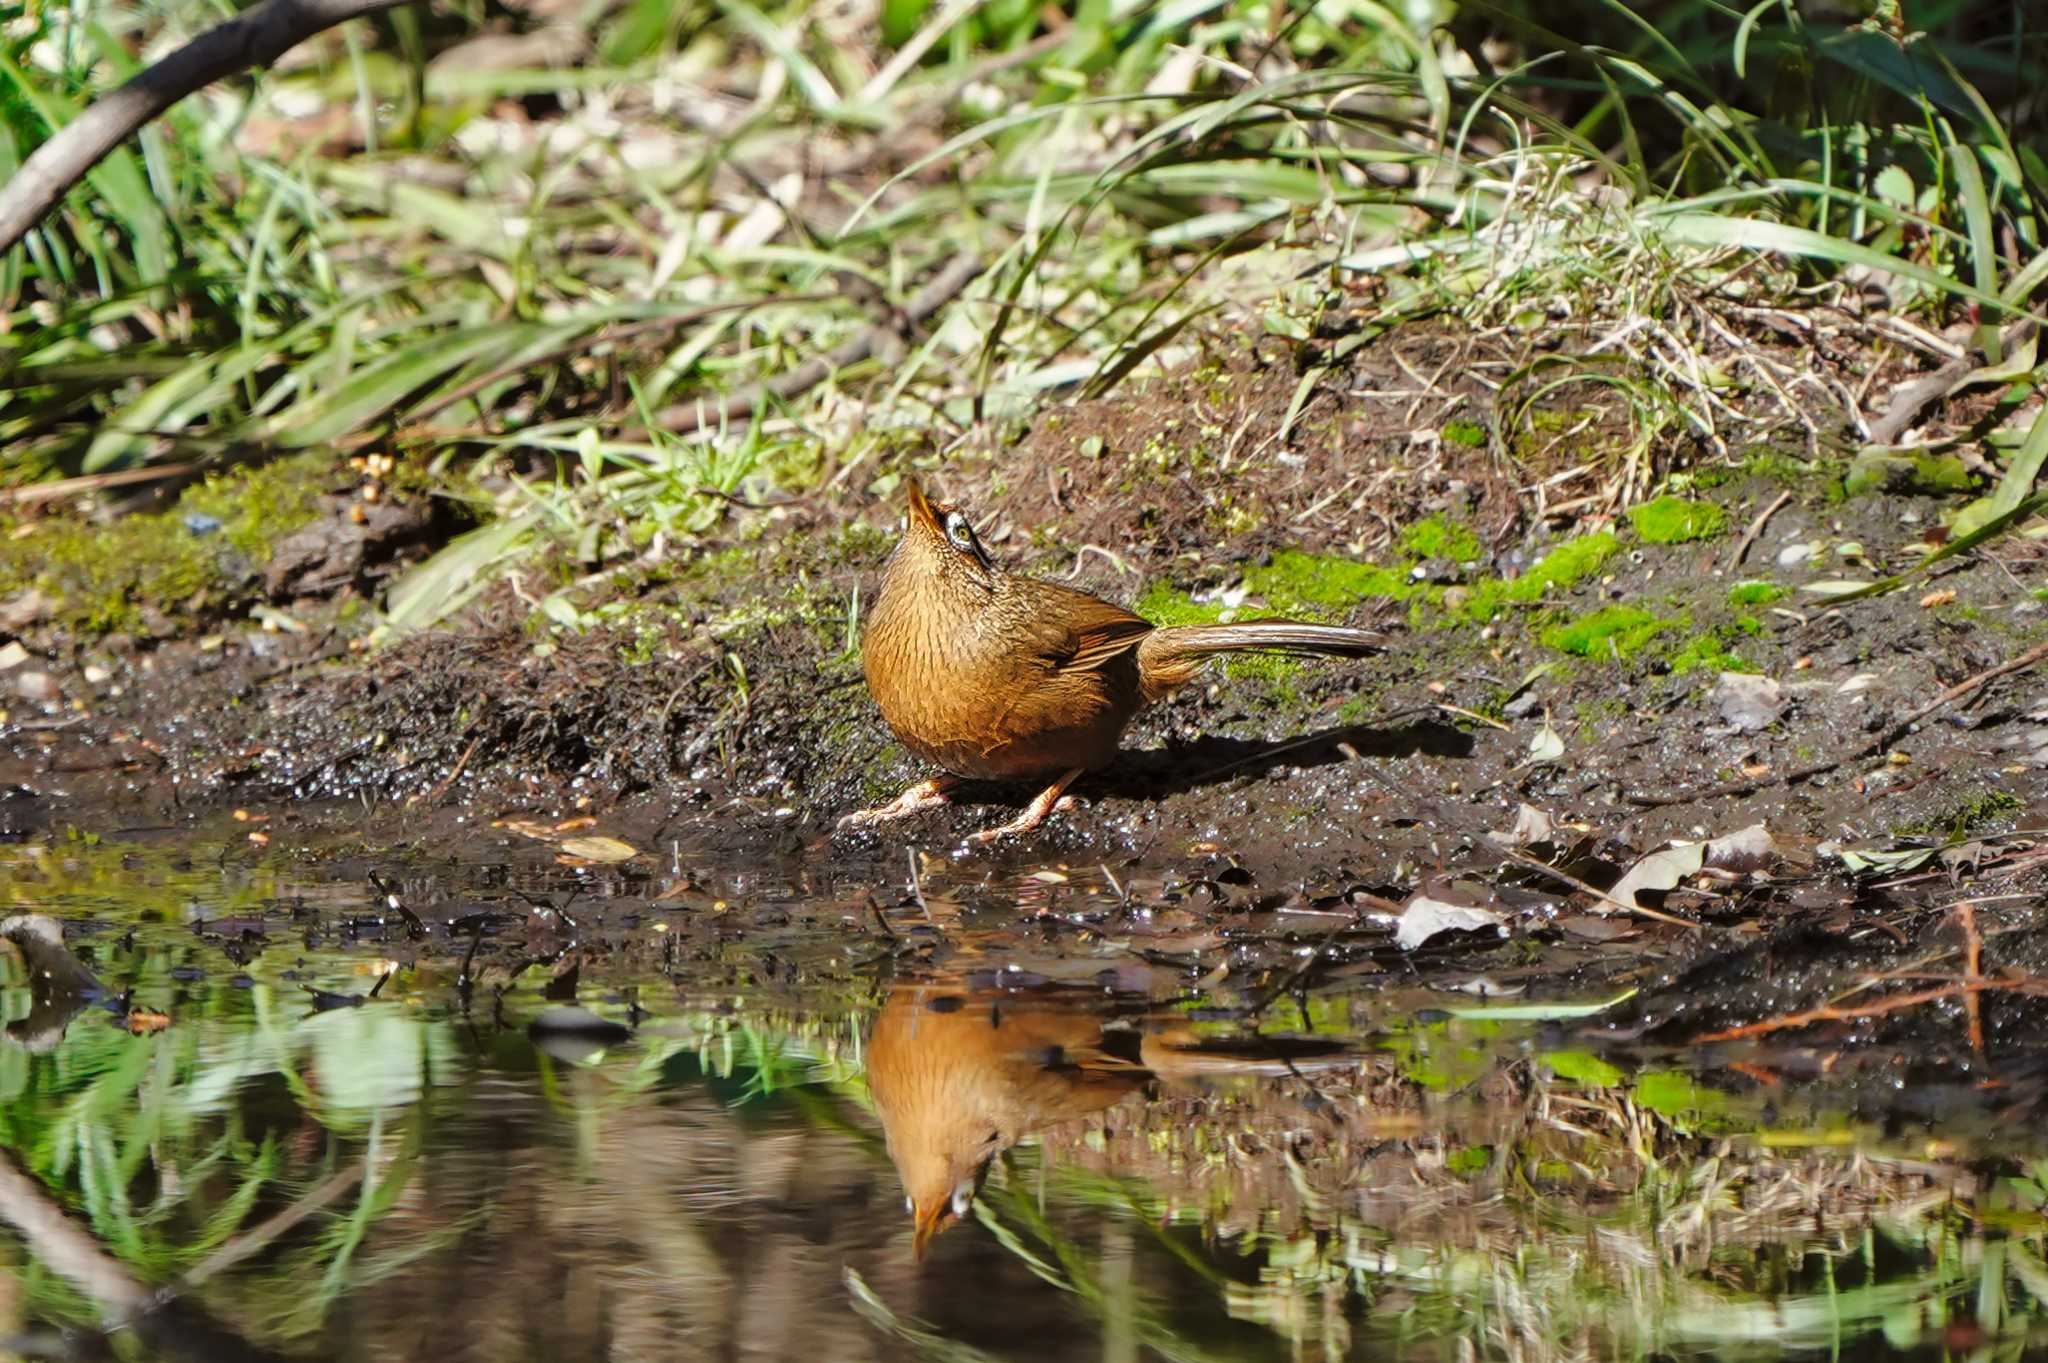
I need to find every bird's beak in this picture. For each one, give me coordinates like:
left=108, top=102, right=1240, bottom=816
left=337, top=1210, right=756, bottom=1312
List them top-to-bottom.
left=904, top=476, right=943, bottom=537
left=911, top=1200, right=949, bottom=1260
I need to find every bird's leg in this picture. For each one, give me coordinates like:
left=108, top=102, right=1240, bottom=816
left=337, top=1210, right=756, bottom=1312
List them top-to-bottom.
left=971, top=767, right=1086, bottom=843
left=838, top=775, right=966, bottom=829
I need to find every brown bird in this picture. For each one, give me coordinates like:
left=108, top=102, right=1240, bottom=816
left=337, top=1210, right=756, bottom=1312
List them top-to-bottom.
left=843, top=478, right=1387, bottom=839
left=865, top=983, right=1364, bottom=1258
left=865, top=985, right=1146, bottom=1258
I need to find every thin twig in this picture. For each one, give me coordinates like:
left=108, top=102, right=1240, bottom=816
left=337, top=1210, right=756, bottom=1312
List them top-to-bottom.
left=0, top=460, right=201, bottom=507
left=1729, top=489, right=1792, bottom=568
left=1632, top=638, right=2048, bottom=807
left=1435, top=702, right=1511, bottom=732
left=425, top=732, right=483, bottom=803
left=1490, top=845, right=1701, bottom=930
left=905, top=847, right=935, bottom=928
left=1957, top=902, right=1985, bottom=1059
left=1245, top=911, right=1363, bottom=1017
left=1692, top=974, right=2048, bottom=1045
left=170, top=1163, right=365, bottom=1291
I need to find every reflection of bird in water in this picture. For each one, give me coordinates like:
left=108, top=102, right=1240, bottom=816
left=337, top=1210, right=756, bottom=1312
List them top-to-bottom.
left=865, top=983, right=1356, bottom=1258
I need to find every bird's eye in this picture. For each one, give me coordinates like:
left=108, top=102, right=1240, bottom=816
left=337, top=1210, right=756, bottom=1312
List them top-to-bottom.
left=944, top=512, right=974, bottom=548
left=950, top=1180, right=976, bottom=1217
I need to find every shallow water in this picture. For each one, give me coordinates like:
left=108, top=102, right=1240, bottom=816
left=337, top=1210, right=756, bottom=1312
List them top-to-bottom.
left=2, top=819, right=2045, bottom=1362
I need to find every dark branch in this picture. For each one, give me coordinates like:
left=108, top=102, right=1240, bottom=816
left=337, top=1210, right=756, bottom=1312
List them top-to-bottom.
left=0, top=0, right=413, bottom=259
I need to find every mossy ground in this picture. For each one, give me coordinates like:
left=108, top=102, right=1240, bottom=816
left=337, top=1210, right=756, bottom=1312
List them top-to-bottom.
left=8, top=317, right=2045, bottom=875
left=0, top=457, right=332, bottom=635
left=1627, top=496, right=1726, bottom=544
left=1542, top=606, right=1670, bottom=659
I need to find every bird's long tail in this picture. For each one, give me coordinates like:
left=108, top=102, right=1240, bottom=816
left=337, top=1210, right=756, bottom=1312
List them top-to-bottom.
left=1136, top=619, right=1384, bottom=698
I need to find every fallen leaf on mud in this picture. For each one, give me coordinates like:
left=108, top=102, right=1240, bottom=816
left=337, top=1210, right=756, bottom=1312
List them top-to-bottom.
left=1801, top=579, right=1874, bottom=597
left=1919, top=588, right=1957, bottom=608
left=0, top=640, right=27, bottom=671
left=1711, top=671, right=1787, bottom=732
left=1838, top=673, right=1878, bottom=693
left=1525, top=711, right=1564, bottom=764
left=1488, top=803, right=1554, bottom=846
left=554, top=816, right=599, bottom=832
left=496, top=819, right=557, bottom=840
left=1607, top=823, right=1776, bottom=912
left=557, top=836, right=638, bottom=863
left=1942, top=841, right=1991, bottom=874
left=1831, top=843, right=1940, bottom=874
left=1396, top=894, right=1507, bottom=950
left=1558, top=916, right=1640, bottom=942
left=1440, top=976, right=1525, bottom=998
left=1441, top=987, right=1639, bottom=1020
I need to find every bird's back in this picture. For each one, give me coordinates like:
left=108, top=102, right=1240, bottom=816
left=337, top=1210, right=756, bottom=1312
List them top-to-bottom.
left=863, top=554, right=1154, bottom=780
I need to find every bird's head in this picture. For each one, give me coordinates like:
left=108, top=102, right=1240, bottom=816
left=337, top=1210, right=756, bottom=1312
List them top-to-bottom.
left=893, top=476, right=998, bottom=596
left=902, top=1146, right=994, bottom=1260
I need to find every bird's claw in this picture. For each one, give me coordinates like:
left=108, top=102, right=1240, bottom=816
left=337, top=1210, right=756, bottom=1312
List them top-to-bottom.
left=837, top=778, right=958, bottom=829
left=967, top=794, right=1079, bottom=843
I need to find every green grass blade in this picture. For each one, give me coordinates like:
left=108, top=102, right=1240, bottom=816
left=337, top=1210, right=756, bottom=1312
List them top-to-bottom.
left=0, top=52, right=172, bottom=281
left=268, top=326, right=543, bottom=448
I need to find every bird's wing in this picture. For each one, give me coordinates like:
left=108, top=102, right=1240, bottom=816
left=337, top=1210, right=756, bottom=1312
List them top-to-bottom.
left=1010, top=580, right=1154, bottom=674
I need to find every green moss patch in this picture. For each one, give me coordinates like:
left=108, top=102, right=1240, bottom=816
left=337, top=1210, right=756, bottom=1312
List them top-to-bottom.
left=1442, top=419, right=1486, bottom=448
left=1843, top=449, right=1974, bottom=498
left=0, top=456, right=329, bottom=635
left=1628, top=496, right=1725, bottom=544
left=1399, top=515, right=1482, bottom=563
left=1454, top=532, right=1619, bottom=624
left=1240, top=550, right=1417, bottom=612
left=1727, top=580, right=1786, bottom=606
left=1135, top=582, right=1231, bottom=628
left=1541, top=606, right=1669, bottom=659
left=1670, top=631, right=1753, bottom=674
left=1892, top=789, right=2024, bottom=840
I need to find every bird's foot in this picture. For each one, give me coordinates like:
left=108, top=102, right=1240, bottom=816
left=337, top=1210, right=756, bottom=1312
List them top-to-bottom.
left=968, top=768, right=1086, bottom=843
left=837, top=777, right=962, bottom=830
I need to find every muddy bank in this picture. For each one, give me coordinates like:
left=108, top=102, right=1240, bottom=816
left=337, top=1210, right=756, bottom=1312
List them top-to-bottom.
left=7, top=320, right=2045, bottom=864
